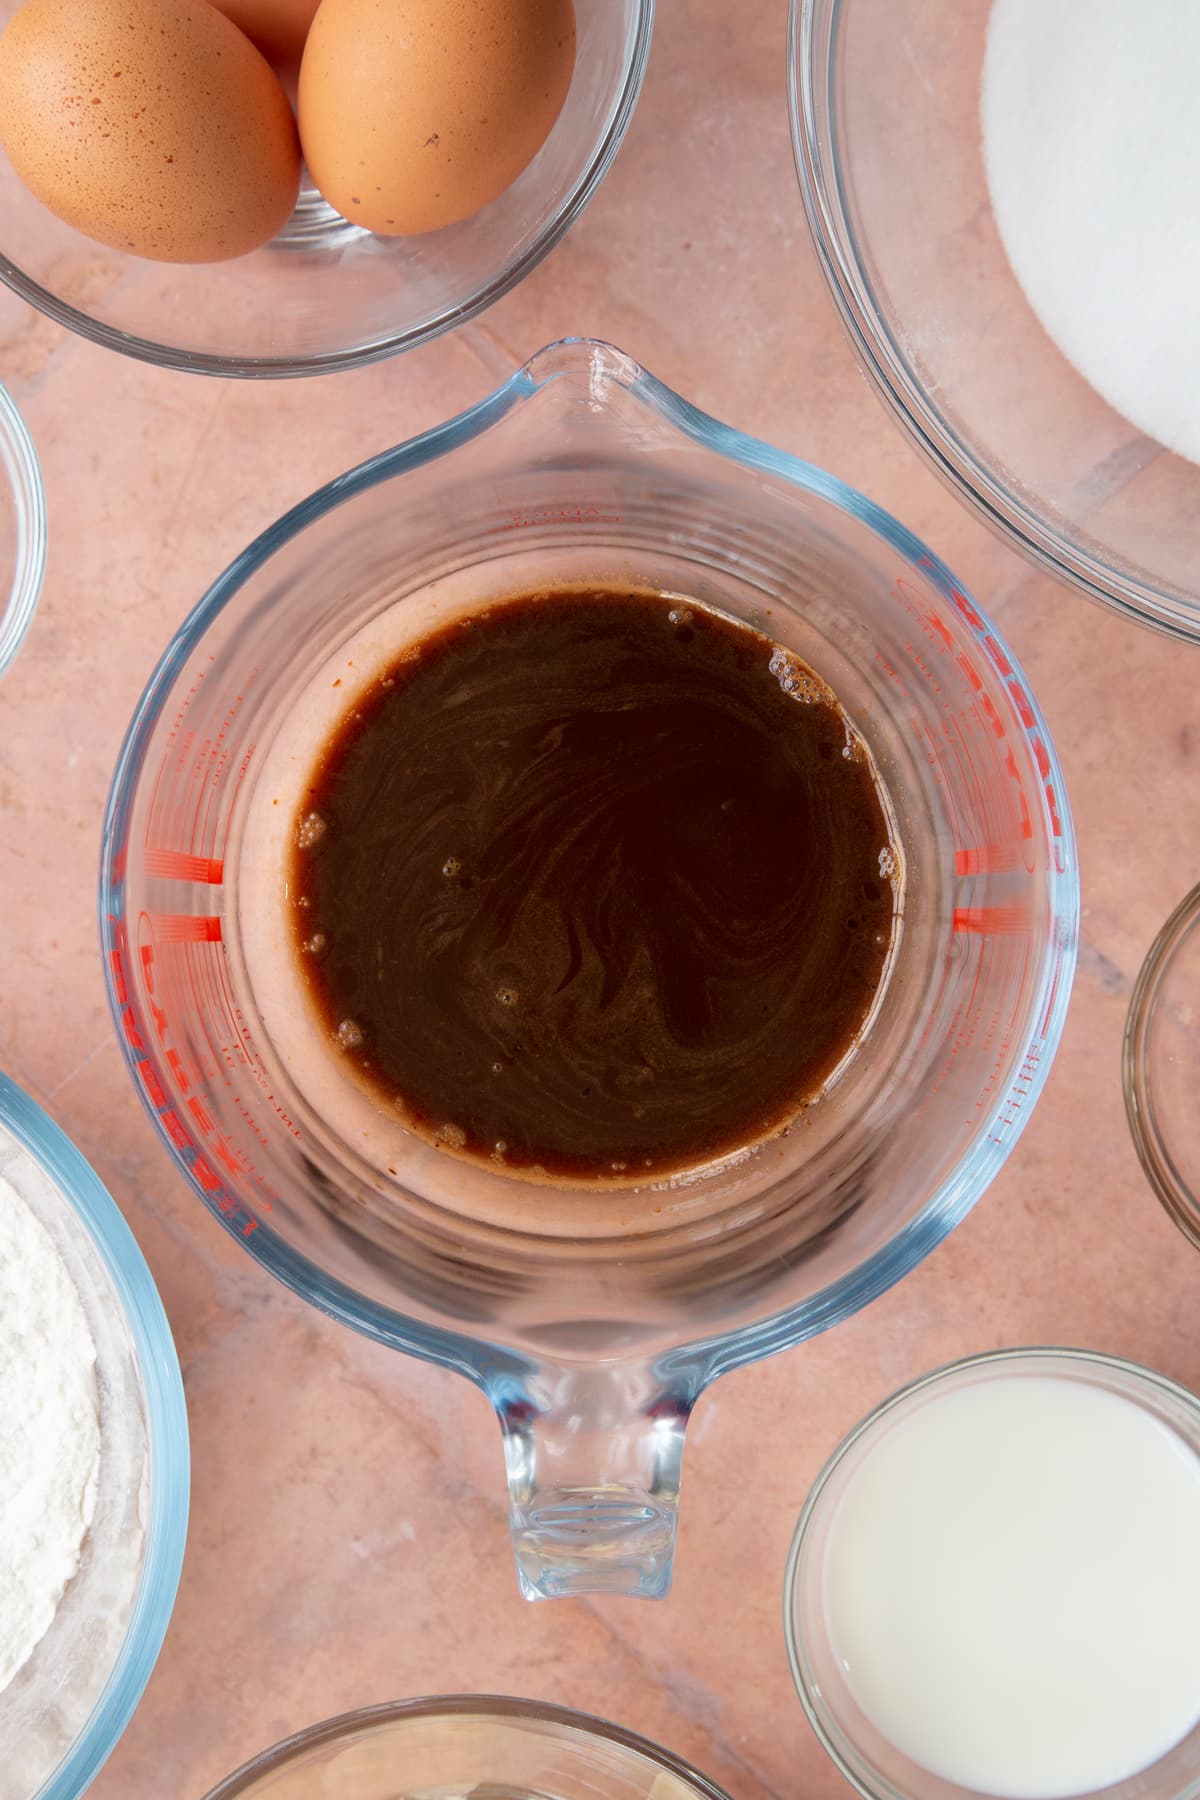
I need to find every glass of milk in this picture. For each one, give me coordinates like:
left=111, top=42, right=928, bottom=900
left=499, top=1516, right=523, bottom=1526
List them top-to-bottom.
left=785, top=1348, right=1200, bottom=1800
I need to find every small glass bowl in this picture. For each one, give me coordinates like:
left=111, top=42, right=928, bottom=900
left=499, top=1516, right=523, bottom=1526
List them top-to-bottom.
left=0, top=0, right=652, bottom=378
left=790, top=0, right=1200, bottom=642
left=0, top=381, right=46, bottom=676
left=1124, top=882, right=1200, bottom=1250
left=0, top=1073, right=188, bottom=1800
left=784, top=1347, right=1200, bottom=1800
left=201, top=1695, right=733, bottom=1800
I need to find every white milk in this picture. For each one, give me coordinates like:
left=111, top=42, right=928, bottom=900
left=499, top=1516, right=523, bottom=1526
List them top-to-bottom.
left=822, top=1375, right=1200, bottom=1798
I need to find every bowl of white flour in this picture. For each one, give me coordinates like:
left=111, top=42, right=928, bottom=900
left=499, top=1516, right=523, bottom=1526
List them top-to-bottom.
left=791, top=0, right=1200, bottom=641
left=0, top=1072, right=188, bottom=1799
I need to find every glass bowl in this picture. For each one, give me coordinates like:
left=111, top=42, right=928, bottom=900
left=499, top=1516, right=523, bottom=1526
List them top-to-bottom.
left=0, top=0, right=653, bottom=377
left=790, top=0, right=1200, bottom=642
left=0, top=381, right=46, bottom=675
left=1124, top=881, right=1200, bottom=1251
left=0, top=1073, right=189, bottom=1800
left=785, top=1347, right=1200, bottom=1800
left=201, top=1695, right=732, bottom=1800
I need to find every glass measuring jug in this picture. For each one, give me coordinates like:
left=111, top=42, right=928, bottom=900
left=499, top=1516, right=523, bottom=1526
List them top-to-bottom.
left=100, top=340, right=1078, bottom=1601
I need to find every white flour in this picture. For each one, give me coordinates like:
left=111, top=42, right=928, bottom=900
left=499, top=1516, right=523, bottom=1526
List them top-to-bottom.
left=982, top=0, right=1200, bottom=465
left=0, top=1171, right=101, bottom=1695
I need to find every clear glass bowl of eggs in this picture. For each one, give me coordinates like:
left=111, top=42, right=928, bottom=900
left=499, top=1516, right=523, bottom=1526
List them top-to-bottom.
left=0, top=0, right=653, bottom=377
left=790, top=0, right=1200, bottom=641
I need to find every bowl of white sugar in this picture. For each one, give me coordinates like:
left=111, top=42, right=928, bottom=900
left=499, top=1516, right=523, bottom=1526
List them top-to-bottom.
left=791, top=0, right=1200, bottom=641
left=0, top=1072, right=188, bottom=1799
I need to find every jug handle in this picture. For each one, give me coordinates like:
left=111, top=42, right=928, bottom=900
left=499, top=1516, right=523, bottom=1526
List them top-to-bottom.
left=489, top=1362, right=693, bottom=1601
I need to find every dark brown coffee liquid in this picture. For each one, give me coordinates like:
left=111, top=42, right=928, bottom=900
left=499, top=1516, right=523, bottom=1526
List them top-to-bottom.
left=290, top=586, right=899, bottom=1184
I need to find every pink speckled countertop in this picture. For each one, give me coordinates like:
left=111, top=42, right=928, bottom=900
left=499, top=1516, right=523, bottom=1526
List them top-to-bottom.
left=1, top=4, right=1197, bottom=1798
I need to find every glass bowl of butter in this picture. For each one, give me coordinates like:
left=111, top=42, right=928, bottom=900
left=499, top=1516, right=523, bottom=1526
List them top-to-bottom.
left=201, top=1696, right=732, bottom=1800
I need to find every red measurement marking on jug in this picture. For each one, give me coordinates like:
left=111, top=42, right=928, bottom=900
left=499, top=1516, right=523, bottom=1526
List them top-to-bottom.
left=487, top=502, right=622, bottom=535
left=882, top=574, right=1059, bottom=1134
left=893, top=575, right=1040, bottom=877
left=936, top=576, right=1066, bottom=874
left=147, top=657, right=214, bottom=823
left=146, top=668, right=259, bottom=877
left=954, top=845, right=1022, bottom=876
left=144, top=848, right=225, bottom=883
left=106, top=906, right=289, bottom=1231
left=952, top=906, right=1033, bottom=936
left=149, top=913, right=223, bottom=944
left=108, top=914, right=261, bottom=1235
left=151, top=917, right=301, bottom=1158
left=977, top=933, right=1035, bottom=1141
left=1035, top=953, right=1067, bottom=1044
left=986, top=1039, right=1043, bottom=1147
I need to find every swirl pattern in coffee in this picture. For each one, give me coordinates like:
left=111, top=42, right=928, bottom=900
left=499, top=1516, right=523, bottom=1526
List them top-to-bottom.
left=290, top=586, right=900, bottom=1184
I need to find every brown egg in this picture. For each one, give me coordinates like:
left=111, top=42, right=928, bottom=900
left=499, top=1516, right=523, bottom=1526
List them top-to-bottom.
left=0, top=0, right=302, bottom=264
left=209, top=0, right=320, bottom=71
left=298, top=0, right=576, bottom=236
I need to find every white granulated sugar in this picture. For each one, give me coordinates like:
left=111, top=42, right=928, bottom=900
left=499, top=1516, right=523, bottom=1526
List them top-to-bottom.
left=982, top=0, right=1200, bottom=464
left=0, top=1172, right=101, bottom=1694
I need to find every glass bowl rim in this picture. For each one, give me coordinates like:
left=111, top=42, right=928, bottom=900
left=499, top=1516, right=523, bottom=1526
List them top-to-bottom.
left=0, top=0, right=655, bottom=380
left=787, top=0, right=1200, bottom=644
left=0, top=380, right=47, bottom=676
left=1123, top=879, right=1200, bottom=1251
left=0, top=1071, right=190, bottom=1800
left=782, top=1344, right=1200, bottom=1800
left=200, top=1692, right=735, bottom=1800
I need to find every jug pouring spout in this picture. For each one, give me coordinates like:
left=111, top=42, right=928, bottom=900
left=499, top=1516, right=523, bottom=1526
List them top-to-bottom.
left=491, top=1360, right=693, bottom=1600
